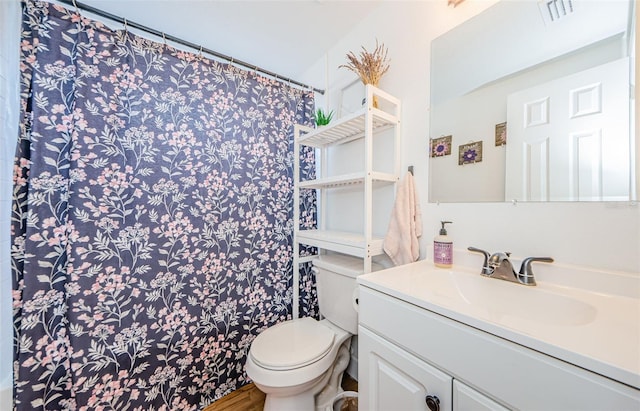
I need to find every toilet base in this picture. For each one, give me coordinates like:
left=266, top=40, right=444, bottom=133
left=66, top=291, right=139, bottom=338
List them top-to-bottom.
left=260, top=341, right=352, bottom=411
left=315, top=341, right=352, bottom=411
left=260, top=368, right=331, bottom=411
left=264, top=390, right=316, bottom=411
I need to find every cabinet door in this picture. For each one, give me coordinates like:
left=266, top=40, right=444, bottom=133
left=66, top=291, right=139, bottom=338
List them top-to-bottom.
left=359, top=326, right=452, bottom=411
left=453, top=380, right=509, bottom=411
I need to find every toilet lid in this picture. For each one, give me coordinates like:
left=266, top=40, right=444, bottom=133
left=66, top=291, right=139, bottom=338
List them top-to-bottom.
left=250, top=317, right=335, bottom=370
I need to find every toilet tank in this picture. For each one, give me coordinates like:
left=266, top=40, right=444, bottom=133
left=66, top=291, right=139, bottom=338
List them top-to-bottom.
left=312, top=254, right=382, bottom=335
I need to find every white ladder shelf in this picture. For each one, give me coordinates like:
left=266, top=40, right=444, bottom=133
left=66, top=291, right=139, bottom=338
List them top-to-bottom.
left=292, top=85, right=401, bottom=317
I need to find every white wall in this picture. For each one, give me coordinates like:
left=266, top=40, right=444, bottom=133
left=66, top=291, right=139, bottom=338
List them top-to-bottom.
left=299, top=0, right=640, bottom=275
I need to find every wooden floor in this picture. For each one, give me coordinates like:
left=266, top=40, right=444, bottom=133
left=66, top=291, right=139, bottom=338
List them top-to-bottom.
left=205, top=374, right=358, bottom=411
left=204, top=383, right=266, bottom=411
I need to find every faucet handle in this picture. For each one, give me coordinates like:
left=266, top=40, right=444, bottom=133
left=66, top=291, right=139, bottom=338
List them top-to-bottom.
left=467, top=246, right=489, bottom=258
left=467, top=247, right=492, bottom=274
left=519, top=257, right=554, bottom=279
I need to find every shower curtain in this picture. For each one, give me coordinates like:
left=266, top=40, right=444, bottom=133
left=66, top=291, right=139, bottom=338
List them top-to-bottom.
left=12, top=1, right=317, bottom=409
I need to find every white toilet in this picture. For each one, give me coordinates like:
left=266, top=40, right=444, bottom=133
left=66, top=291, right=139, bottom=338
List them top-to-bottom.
left=245, top=253, right=379, bottom=411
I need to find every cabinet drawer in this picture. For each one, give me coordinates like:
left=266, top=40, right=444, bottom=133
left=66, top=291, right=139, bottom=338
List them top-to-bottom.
left=359, top=286, right=640, bottom=410
left=359, top=326, right=452, bottom=411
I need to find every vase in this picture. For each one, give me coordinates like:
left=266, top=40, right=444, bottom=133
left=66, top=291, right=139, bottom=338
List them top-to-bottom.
left=362, top=81, right=379, bottom=108
left=370, top=82, right=379, bottom=108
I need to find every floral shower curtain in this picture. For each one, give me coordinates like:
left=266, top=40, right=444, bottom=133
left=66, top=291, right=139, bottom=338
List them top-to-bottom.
left=12, top=1, right=317, bottom=409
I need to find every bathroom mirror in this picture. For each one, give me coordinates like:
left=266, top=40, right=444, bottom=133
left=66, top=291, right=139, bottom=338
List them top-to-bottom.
left=428, top=0, right=636, bottom=203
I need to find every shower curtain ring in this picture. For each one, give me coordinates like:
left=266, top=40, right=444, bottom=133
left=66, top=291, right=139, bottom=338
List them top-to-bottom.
left=71, top=0, right=79, bottom=13
left=123, top=18, right=128, bottom=32
left=162, top=32, right=167, bottom=46
left=198, top=45, right=203, bottom=57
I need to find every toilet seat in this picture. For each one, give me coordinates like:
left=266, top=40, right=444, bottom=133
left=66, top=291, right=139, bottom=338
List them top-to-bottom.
left=250, top=318, right=335, bottom=371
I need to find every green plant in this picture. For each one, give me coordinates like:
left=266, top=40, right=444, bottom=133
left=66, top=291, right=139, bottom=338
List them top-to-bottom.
left=315, top=108, right=334, bottom=126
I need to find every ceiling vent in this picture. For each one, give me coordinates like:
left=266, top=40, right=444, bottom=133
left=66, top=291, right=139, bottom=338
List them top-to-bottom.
left=538, top=0, right=575, bottom=24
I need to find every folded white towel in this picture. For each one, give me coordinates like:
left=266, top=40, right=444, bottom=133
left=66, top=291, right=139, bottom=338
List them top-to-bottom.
left=383, top=171, right=423, bottom=266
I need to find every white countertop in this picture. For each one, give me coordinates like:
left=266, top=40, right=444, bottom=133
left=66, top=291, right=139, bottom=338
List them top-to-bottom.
left=358, top=260, right=640, bottom=390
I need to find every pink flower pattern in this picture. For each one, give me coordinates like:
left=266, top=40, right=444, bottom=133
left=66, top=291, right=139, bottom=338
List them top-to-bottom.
left=12, top=1, right=318, bottom=409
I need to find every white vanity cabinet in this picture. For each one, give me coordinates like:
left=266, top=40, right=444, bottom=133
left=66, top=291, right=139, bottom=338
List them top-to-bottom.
left=358, top=285, right=640, bottom=411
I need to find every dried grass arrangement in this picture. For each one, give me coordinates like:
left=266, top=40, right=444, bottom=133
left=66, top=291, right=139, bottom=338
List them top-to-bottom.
left=339, top=40, right=390, bottom=87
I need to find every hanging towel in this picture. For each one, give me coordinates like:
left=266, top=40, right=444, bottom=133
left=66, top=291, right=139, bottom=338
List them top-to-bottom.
left=383, top=171, right=423, bottom=266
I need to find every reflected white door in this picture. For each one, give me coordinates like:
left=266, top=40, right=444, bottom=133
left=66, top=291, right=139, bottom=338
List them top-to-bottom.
left=505, top=58, right=630, bottom=201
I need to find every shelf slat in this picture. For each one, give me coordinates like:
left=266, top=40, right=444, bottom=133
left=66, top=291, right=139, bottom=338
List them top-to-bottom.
left=298, top=107, right=398, bottom=148
left=298, top=172, right=397, bottom=189
left=296, top=229, right=385, bottom=258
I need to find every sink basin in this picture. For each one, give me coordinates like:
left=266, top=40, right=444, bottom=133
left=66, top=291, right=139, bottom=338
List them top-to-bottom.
left=357, top=260, right=640, bottom=391
left=440, top=270, right=597, bottom=326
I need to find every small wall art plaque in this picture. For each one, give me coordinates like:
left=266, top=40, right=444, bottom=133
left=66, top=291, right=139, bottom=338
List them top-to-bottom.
left=495, top=122, right=507, bottom=146
left=430, top=135, right=452, bottom=157
left=459, top=141, right=483, bottom=165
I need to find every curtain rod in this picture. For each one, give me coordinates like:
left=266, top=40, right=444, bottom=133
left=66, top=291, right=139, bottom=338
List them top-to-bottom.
left=54, top=0, right=325, bottom=95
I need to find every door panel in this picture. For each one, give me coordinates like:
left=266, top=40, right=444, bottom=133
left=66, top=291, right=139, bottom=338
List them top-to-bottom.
left=506, top=58, right=630, bottom=201
left=359, top=326, right=452, bottom=411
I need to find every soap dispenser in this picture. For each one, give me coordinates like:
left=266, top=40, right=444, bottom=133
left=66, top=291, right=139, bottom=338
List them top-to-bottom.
left=434, top=221, right=453, bottom=268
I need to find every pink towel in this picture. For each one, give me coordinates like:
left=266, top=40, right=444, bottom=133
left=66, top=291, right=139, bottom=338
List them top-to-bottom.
left=383, top=172, right=423, bottom=266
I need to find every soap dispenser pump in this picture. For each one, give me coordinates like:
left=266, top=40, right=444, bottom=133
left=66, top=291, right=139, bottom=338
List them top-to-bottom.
left=434, top=221, right=453, bottom=268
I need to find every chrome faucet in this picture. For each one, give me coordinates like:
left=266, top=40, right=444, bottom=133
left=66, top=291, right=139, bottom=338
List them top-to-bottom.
left=468, top=247, right=553, bottom=286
